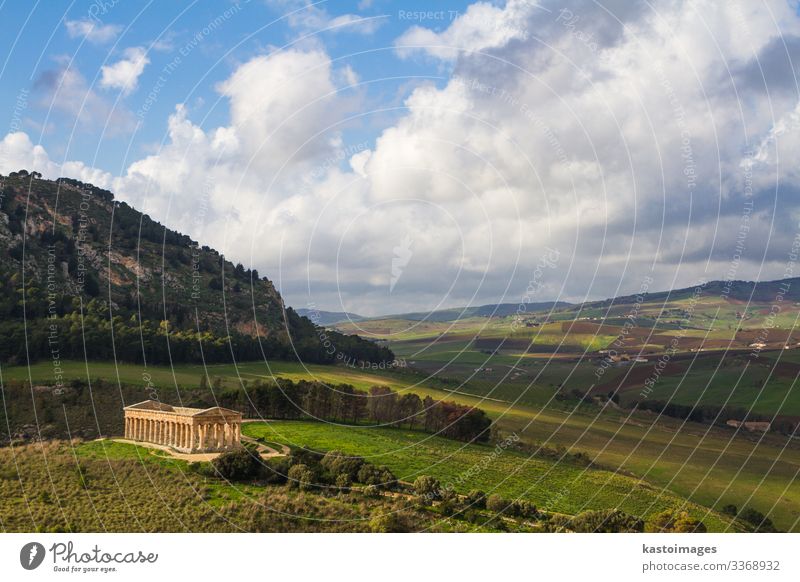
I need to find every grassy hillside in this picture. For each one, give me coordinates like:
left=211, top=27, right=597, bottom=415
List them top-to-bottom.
left=5, top=359, right=798, bottom=530
left=244, top=421, right=737, bottom=531
left=0, top=440, right=478, bottom=533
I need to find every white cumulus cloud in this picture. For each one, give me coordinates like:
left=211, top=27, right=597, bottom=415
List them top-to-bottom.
left=65, top=19, right=122, bottom=44
left=100, top=47, right=150, bottom=95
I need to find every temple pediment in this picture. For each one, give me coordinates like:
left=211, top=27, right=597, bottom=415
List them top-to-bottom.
left=124, top=400, right=176, bottom=412
left=191, top=407, right=241, bottom=418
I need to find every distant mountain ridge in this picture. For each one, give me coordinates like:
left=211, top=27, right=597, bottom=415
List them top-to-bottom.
left=310, top=278, right=800, bottom=327
left=382, top=301, right=574, bottom=322
left=296, top=308, right=366, bottom=326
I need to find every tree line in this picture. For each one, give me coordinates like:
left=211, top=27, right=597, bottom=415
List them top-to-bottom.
left=0, top=297, right=394, bottom=368
left=213, top=378, right=492, bottom=443
left=632, top=399, right=796, bottom=435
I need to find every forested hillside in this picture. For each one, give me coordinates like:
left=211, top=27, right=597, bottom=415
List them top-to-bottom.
left=0, top=170, right=391, bottom=366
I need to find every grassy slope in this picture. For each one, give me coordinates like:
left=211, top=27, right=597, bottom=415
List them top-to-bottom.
left=6, top=359, right=799, bottom=530
left=243, top=420, right=735, bottom=531
left=0, top=440, right=474, bottom=533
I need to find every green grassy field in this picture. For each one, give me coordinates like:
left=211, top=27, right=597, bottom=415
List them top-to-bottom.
left=616, top=356, right=800, bottom=415
left=5, top=358, right=800, bottom=531
left=244, top=420, right=735, bottom=530
left=0, top=440, right=476, bottom=532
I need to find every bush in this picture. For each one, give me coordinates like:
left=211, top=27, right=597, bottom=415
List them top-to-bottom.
left=212, top=448, right=262, bottom=481
left=321, top=450, right=364, bottom=480
left=262, top=457, right=290, bottom=485
left=286, top=463, right=315, bottom=491
left=357, top=464, right=397, bottom=490
left=335, top=472, right=352, bottom=491
left=413, top=475, right=441, bottom=505
left=362, top=484, right=380, bottom=497
left=466, top=490, right=487, bottom=509
left=486, top=494, right=507, bottom=514
left=510, top=500, right=538, bottom=519
left=721, top=504, right=737, bottom=517
left=369, top=508, right=416, bottom=533
left=738, top=508, right=777, bottom=532
left=569, top=509, right=643, bottom=532
left=646, top=509, right=706, bottom=533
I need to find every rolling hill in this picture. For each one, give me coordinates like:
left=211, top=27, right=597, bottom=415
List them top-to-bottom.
left=0, top=170, right=391, bottom=366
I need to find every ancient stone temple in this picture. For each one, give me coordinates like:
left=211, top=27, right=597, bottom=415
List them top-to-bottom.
left=123, top=400, right=242, bottom=453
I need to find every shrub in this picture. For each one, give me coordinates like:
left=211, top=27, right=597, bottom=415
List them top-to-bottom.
left=212, top=448, right=261, bottom=481
left=321, top=450, right=364, bottom=480
left=262, top=457, right=290, bottom=485
left=286, top=463, right=315, bottom=491
left=357, top=464, right=397, bottom=490
left=335, top=472, right=352, bottom=491
left=413, top=475, right=441, bottom=505
left=362, top=484, right=380, bottom=497
left=466, top=490, right=487, bottom=509
left=486, top=494, right=508, bottom=514
left=510, top=500, right=538, bottom=519
left=721, top=504, right=737, bottom=517
left=369, top=508, right=417, bottom=533
left=738, top=508, right=777, bottom=532
left=569, top=509, right=643, bottom=532
left=646, top=509, right=706, bottom=533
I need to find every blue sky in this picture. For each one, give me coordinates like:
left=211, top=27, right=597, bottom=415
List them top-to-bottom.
left=0, top=0, right=468, bottom=172
left=2, top=1, right=800, bottom=315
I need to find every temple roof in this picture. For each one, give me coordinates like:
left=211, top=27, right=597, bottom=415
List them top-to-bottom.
left=123, top=400, right=241, bottom=417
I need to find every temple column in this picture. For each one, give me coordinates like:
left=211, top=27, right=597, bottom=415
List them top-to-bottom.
left=138, top=417, right=143, bottom=440
left=199, top=424, right=206, bottom=451
left=224, top=424, right=230, bottom=448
